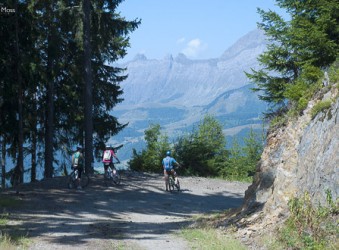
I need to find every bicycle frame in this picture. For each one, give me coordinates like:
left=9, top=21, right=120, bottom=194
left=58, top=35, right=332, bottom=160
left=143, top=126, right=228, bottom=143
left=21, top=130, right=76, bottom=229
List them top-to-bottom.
left=105, top=164, right=121, bottom=185
left=68, top=167, right=89, bottom=189
left=168, top=172, right=180, bottom=192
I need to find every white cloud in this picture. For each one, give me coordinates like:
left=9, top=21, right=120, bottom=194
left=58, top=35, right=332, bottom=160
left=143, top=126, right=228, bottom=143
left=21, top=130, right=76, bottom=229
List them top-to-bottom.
left=176, top=37, right=186, bottom=44
left=181, top=38, right=207, bottom=58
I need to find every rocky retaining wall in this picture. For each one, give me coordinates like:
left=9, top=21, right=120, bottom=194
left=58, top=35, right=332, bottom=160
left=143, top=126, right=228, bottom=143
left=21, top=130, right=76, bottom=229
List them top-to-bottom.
left=243, top=85, right=338, bottom=219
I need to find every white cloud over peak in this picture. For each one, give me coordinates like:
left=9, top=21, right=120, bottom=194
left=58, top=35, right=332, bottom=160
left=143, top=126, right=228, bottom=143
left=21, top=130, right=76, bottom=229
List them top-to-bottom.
left=181, top=38, right=207, bottom=58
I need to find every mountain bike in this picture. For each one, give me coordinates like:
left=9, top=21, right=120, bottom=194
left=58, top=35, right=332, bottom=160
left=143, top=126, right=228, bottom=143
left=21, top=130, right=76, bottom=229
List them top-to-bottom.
left=104, top=163, right=121, bottom=186
left=67, top=167, right=90, bottom=189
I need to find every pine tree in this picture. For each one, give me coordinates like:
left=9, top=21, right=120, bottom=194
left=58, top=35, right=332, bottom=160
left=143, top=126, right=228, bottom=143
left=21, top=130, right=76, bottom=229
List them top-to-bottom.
left=0, top=0, right=140, bottom=184
left=246, top=0, right=339, bottom=113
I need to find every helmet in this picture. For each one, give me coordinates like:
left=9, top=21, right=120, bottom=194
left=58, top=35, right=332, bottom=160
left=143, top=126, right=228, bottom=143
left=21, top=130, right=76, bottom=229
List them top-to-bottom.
left=105, top=144, right=111, bottom=149
left=76, top=145, right=82, bottom=150
left=166, top=151, right=171, bottom=156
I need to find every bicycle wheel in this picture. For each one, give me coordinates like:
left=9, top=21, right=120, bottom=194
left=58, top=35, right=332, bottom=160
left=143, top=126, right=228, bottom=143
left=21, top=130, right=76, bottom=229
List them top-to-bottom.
left=112, top=171, right=121, bottom=185
left=67, top=172, right=76, bottom=189
left=80, top=172, right=90, bottom=188
left=168, top=176, right=175, bottom=192
left=175, top=178, right=180, bottom=191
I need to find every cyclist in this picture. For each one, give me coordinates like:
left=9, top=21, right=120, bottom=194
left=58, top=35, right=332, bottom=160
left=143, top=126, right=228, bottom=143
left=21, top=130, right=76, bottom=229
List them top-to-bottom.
left=102, top=144, right=120, bottom=177
left=71, top=145, right=84, bottom=189
left=162, top=151, right=180, bottom=192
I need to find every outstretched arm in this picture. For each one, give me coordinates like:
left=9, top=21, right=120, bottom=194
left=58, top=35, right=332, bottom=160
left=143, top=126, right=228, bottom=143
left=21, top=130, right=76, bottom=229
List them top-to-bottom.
left=114, top=154, right=120, bottom=163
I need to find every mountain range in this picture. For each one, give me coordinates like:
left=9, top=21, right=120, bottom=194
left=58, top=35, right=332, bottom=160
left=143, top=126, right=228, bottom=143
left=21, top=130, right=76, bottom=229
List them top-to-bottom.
left=111, top=29, right=269, bottom=161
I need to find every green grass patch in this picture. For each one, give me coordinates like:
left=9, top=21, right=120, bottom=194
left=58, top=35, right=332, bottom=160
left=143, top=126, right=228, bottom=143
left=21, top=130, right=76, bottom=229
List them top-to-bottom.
left=310, top=99, right=332, bottom=119
left=222, top=175, right=253, bottom=183
left=0, top=196, right=21, bottom=208
left=0, top=196, right=30, bottom=249
left=0, top=213, right=9, bottom=226
left=180, top=228, right=246, bottom=250
left=0, top=234, right=31, bottom=250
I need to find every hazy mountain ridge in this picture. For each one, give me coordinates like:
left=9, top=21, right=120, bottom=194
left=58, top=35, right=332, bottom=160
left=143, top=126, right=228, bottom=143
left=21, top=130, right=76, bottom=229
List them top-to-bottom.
left=112, top=29, right=269, bottom=160
left=119, top=29, right=267, bottom=107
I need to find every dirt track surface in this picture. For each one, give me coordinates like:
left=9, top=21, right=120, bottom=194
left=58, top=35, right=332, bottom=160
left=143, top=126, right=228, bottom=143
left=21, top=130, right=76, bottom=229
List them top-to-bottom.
left=2, top=172, right=249, bottom=250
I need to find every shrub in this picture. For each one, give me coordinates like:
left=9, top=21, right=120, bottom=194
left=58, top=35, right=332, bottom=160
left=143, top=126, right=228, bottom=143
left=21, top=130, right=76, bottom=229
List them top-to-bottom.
left=328, top=59, right=339, bottom=84
left=310, top=100, right=332, bottom=119
left=278, top=191, right=338, bottom=250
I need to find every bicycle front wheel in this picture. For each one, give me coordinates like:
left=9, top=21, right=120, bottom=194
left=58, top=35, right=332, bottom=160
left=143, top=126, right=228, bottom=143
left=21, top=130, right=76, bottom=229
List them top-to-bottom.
left=67, top=172, right=76, bottom=189
left=80, top=172, right=90, bottom=188
left=175, top=178, right=180, bottom=191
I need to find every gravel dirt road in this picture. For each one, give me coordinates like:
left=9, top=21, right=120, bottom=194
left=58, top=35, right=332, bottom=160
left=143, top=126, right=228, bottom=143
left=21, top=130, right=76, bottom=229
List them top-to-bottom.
left=1, top=172, right=249, bottom=250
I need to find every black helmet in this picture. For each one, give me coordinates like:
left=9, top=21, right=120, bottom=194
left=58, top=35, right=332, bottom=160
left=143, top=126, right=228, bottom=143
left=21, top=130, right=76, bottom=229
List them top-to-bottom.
left=166, top=151, right=171, bottom=156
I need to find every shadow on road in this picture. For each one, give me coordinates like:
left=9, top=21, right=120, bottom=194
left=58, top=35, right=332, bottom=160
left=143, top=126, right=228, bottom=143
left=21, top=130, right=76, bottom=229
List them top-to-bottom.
left=0, top=172, right=248, bottom=248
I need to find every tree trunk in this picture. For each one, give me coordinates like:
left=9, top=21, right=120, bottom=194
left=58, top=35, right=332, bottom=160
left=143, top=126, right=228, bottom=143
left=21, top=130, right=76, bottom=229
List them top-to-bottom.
left=83, top=0, right=93, bottom=174
left=15, top=1, right=24, bottom=184
left=44, top=2, right=55, bottom=179
left=44, top=75, right=54, bottom=178
left=31, top=104, right=37, bottom=182
left=1, top=137, right=6, bottom=189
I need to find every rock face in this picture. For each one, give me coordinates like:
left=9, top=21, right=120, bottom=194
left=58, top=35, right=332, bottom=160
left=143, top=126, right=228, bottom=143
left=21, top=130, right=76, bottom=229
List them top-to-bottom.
left=243, top=85, right=338, bottom=219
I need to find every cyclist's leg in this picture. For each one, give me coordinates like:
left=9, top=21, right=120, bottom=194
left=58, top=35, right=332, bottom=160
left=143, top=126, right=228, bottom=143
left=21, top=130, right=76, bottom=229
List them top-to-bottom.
left=110, top=162, right=115, bottom=172
left=103, top=163, right=109, bottom=177
left=77, top=166, right=83, bottom=188
left=78, top=166, right=83, bottom=179
left=170, top=168, right=175, bottom=183
left=164, top=169, right=169, bottom=191
left=171, top=169, right=178, bottom=184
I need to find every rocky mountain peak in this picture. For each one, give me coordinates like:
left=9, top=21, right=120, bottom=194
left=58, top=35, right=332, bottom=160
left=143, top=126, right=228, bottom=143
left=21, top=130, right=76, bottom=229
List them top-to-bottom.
left=119, top=29, right=266, bottom=107
left=221, top=29, right=267, bottom=60
left=133, top=53, right=148, bottom=61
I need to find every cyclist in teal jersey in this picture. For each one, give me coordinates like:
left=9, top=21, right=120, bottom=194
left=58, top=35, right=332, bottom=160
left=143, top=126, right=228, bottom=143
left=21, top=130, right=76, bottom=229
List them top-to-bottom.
left=71, top=145, right=84, bottom=189
left=162, top=151, right=180, bottom=191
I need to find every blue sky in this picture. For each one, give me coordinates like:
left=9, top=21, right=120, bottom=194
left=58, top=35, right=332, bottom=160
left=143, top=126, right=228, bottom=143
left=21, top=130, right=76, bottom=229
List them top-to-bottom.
left=117, top=0, right=287, bottom=62
left=118, top=0, right=283, bottom=61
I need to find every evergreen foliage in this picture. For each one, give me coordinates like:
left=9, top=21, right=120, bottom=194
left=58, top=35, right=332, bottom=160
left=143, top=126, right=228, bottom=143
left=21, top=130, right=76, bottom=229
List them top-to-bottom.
left=246, top=0, right=339, bottom=118
left=175, top=115, right=227, bottom=176
left=129, top=116, right=264, bottom=180
left=128, top=124, right=170, bottom=173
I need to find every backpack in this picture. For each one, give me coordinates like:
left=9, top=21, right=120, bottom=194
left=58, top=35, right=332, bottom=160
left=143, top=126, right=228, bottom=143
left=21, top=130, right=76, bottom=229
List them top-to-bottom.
left=103, top=150, right=112, bottom=161
left=73, top=152, right=81, bottom=166
left=163, top=157, right=172, bottom=170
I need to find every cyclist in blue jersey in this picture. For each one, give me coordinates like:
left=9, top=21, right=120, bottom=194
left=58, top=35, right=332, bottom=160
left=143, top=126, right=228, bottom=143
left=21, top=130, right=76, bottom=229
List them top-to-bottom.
left=162, top=151, right=181, bottom=191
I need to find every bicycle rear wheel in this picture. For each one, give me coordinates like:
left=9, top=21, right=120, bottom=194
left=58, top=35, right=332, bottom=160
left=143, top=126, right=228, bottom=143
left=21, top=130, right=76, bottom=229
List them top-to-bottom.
left=112, top=172, right=121, bottom=185
left=169, top=176, right=175, bottom=192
